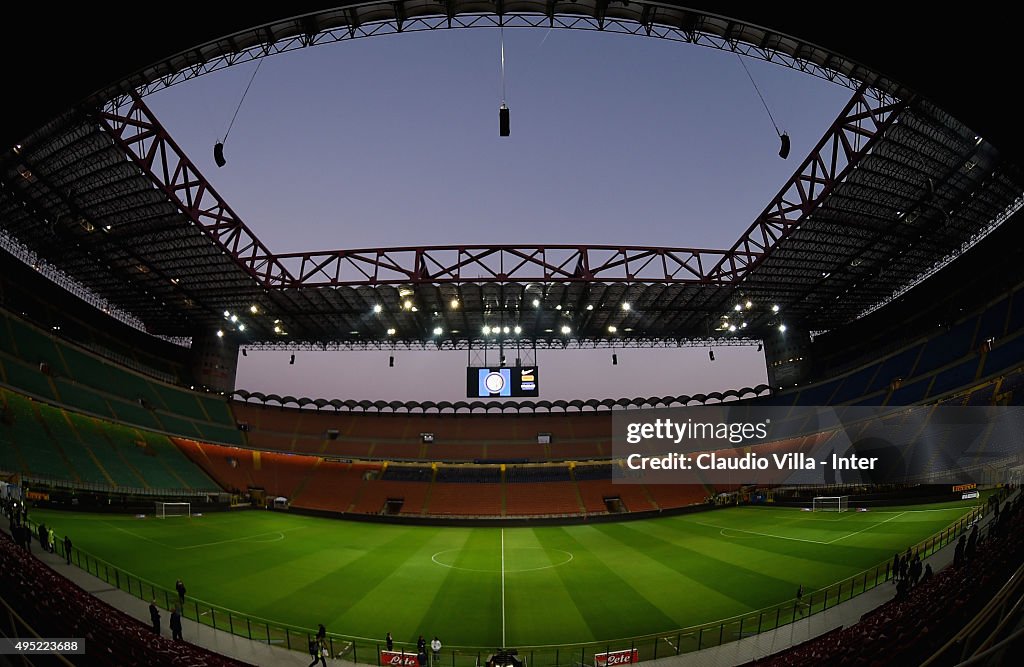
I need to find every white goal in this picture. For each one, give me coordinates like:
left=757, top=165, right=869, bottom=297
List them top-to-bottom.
left=812, top=496, right=849, bottom=512
left=155, top=502, right=191, bottom=519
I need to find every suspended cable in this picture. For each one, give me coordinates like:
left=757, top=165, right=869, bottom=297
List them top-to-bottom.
left=498, top=26, right=510, bottom=137
left=500, top=26, right=507, bottom=105
left=538, top=26, right=554, bottom=49
left=736, top=53, right=790, bottom=158
left=736, top=53, right=780, bottom=136
left=214, top=57, right=265, bottom=166
left=223, top=57, right=264, bottom=144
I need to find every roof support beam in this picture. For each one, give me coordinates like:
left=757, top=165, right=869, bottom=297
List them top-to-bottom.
left=705, top=82, right=909, bottom=283
left=97, top=92, right=296, bottom=288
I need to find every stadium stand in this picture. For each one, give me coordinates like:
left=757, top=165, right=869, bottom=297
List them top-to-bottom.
left=0, top=308, right=241, bottom=445
left=0, top=387, right=219, bottom=492
left=230, top=401, right=606, bottom=462
left=171, top=440, right=727, bottom=517
left=174, top=440, right=253, bottom=494
left=294, top=461, right=379, bottom=513
left=381, top=465, right=433, bottom=482
left=433, top=466, right=498, bottom=483
left=506, top=466, right=571, bottom=483
left=350, top=479, right=430, bottom=515
left=576, top=479, right=658, bottom=514
left=427, top=483, right=503, bottom=516
left=505, top=483, right=583, bottom=516
left=644, top=484, right=711, bottom=510
left=0, top=529, right=252, bottom=667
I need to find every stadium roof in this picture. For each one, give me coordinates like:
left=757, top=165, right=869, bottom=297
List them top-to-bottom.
left=2, top=4, right=1023, bottom=348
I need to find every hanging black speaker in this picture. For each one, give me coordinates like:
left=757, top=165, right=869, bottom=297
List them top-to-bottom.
left=499, top=104, right=510, bottom=137
left=778, top=133, right=791, bottom=160
left=213, top=142, right=226, bottom=167
left=389, top=355, right=395, bottom=368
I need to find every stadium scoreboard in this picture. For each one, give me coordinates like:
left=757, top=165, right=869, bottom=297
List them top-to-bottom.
left=467, top=366, right=539, bottom=397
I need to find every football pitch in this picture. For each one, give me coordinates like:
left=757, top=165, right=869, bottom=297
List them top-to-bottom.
left=33, top=498, right=982, bottom=652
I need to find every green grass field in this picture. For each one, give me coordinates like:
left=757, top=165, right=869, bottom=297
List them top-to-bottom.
left=32, top=498, right=981, bottom=653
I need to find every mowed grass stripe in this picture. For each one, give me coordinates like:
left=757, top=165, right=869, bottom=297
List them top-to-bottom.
left=212, top=522, right=426, bottom=627
left=591, top=522, right=802, bottom=618
left=563, top=523, right=748, bottom=631
left=263, top=524, right=435, bottom=629
left=528, top=526, right=679, bottom=644
left=336, top=527, right=475, bottom=645
left=410, top=528, right=503, bottom=648
left=503, top=528, right=592, bottom=647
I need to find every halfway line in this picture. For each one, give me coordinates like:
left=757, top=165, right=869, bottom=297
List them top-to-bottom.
left=500, top=528, right=506, bottom=648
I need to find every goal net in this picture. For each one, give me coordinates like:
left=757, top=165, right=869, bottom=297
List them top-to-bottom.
left=812, top=496, right=849, bottom=512
left=155, top=502, right=191, bottom=519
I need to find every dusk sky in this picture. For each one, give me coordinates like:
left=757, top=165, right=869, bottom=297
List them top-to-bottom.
left=145, top=28, right=851, bottom=401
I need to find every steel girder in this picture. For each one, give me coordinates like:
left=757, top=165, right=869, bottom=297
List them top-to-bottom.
left=108, top=4, right=906, bottom=105
left=274, top=82, right=905, bottom=288
left=705, top=82, right=907, bottom=283
left=96, top=84, right=905, bottom=291
left=97, top=94, right=297, bottom=288
left=275, top=245, right=735, bottom=286
left=240, top=335, right=762, bottom=352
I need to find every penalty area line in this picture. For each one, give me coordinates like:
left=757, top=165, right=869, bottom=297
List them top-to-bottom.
left=828, top=511, right=906, bottom=544
left=692, top=520, right=831, bottom=545
left=101, top=521, right=170, bottom=548
left=175, top=526, right=306, bottom=550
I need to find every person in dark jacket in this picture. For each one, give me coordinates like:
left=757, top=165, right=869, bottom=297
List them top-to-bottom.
left=966, top=524, right=979, bottom=561
left=63, top=535, right=72, bottom=564
left=175, top=578, right=187, bottom=606
left=149, top=600, right=161, bottom=635
left=170, top=605, right=183, bottom=641
left=308, top=637, right=326, bottom=667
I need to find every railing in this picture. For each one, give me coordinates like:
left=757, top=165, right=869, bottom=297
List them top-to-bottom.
left=21, top=473, right=211, bottom=498
left=23, top=505, right=986, bottom=666
left=922, top=557, right=1024, bottom=665
left=0, top=594, right=77, bottom=667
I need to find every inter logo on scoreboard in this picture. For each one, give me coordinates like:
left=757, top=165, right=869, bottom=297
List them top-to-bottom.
left=466, top=366, right=540, bottom=397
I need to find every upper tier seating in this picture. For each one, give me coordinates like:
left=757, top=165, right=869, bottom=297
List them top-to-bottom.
left=1, top=308, right=240, bottom=445
left=0, top=387, right=218, bottom=491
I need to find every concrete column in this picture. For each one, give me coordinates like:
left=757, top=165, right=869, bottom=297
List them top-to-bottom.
left=763, top=328, right=813, bottom=391
left=188, top=331, right=239, bottom=393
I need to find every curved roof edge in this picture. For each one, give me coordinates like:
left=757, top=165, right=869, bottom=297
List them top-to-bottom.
left=230, top=385, right=772, bottom=413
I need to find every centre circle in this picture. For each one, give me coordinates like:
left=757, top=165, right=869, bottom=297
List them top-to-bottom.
left=431, top=547, right=574, bottom=573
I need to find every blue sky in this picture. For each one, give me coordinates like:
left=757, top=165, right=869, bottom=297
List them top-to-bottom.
left=146, top=28, right=850, bottom=401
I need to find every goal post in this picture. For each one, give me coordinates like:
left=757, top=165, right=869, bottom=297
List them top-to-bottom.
left=812, top=496, right=849, bottom=512
left=155, top=502, right=191, bottom=519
